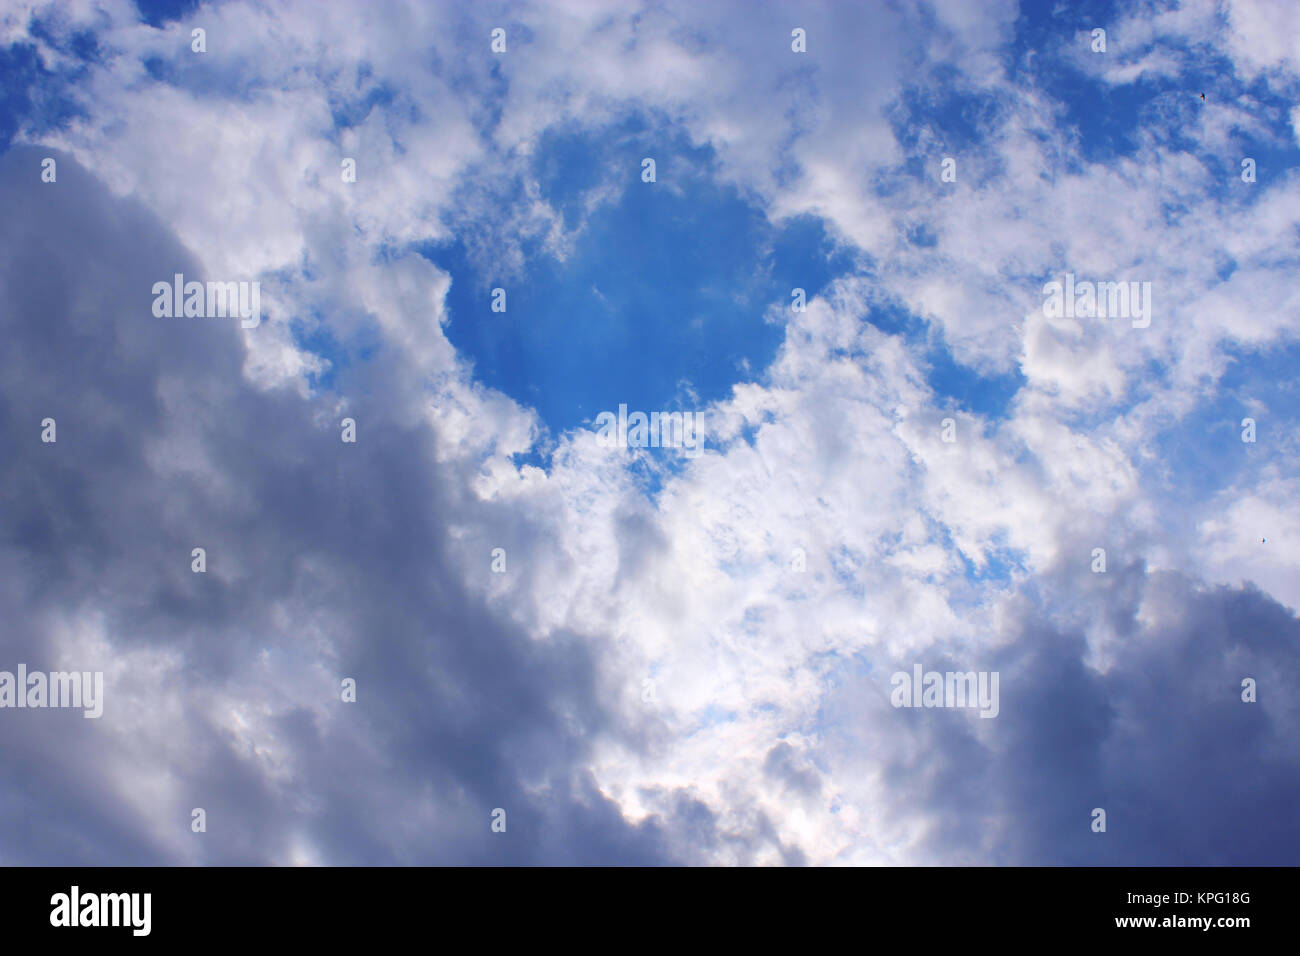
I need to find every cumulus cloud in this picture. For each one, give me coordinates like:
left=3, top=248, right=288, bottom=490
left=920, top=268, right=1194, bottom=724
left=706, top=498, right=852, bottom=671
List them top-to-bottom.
left=1, top=0, right=1297, bottom=866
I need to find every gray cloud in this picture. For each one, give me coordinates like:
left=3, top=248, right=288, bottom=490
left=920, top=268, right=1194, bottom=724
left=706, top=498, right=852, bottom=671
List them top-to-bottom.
left=0, top=146, right=676, bottom=865
left=825, top=564, right=1300, bottom=865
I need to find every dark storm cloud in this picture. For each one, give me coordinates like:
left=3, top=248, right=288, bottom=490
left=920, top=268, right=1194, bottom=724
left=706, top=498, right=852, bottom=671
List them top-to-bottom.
left=0, top=146, right=676, bottom=865
left=831, top=561, right=1300, bottom=865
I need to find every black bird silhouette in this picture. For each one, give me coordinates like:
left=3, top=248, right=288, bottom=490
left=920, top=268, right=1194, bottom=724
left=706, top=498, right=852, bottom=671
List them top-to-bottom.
left=1201, top=92, right=1206, bottom=100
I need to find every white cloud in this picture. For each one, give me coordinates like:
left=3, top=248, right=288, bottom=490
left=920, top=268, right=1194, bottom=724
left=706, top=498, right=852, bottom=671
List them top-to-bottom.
left=6, top=0, right=1300, bottom=864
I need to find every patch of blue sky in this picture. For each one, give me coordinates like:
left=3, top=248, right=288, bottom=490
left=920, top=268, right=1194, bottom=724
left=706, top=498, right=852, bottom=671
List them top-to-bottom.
left=133, top=0, right=202, bottom=29
left=1006, top=0, right=1300, bottom=177
left=27, top=15, right=101, bottom=65
left=431, top=17, right=527, bottom=139
left=0, top=38, right=90, bottom=149
left=890, top=77, right=1003, bottom=173
left=876, top=84, right=1032, bottom=422
left=420, top=121, right=854, bottom=471
left=532, top=123, right=622, bottom=230
left=1222, top=131, right=1300, bottom=196
left=816, top=277, right=1023, bottom=425
left=289, top=311, right=370, bottom=395
left=924, top=331, right=1026, bottom=421
left=1143, top=340, right=1300, bottom=511
left=623, top=449, right=699, bottom=500
left=923, top=513, right=1024, bottom=587
left=961, top=542, right=1027, bottom=586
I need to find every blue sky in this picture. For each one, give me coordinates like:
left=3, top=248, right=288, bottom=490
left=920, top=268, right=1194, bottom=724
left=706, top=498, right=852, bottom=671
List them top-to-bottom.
left=0, top=0, right=1298, bottom=866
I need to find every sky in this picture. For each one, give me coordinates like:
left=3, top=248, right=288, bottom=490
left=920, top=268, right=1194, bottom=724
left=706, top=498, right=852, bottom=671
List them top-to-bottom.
left=0, top=0, right=1297, bottom=865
